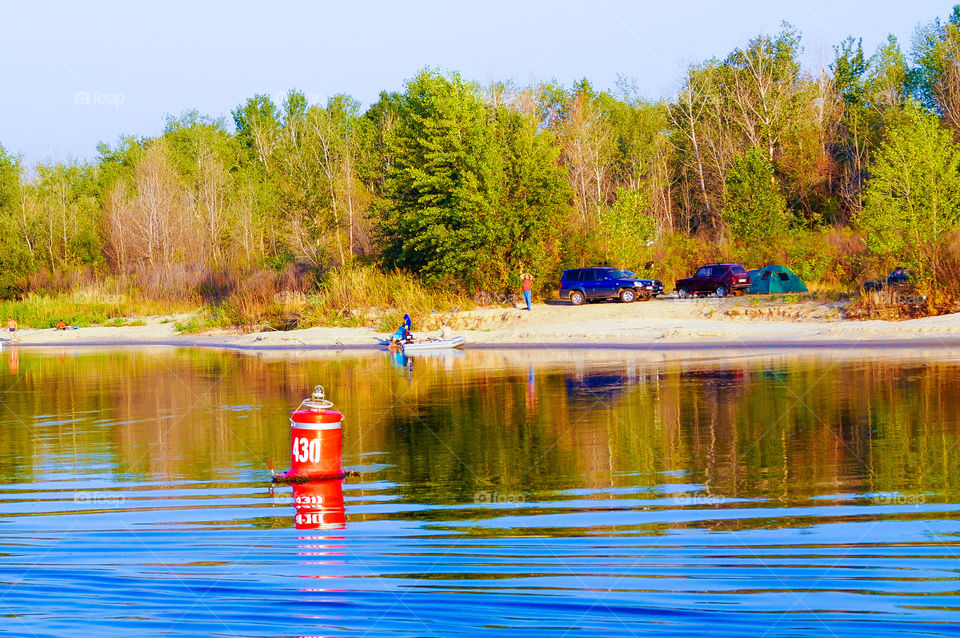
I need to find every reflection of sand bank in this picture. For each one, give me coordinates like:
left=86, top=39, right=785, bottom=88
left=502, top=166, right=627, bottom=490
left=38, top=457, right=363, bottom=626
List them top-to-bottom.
left=10, top=343, right=960, bottom=370
left=231, top=345, right=960, bottom=371
left=468, top=346, right=960, bottom=373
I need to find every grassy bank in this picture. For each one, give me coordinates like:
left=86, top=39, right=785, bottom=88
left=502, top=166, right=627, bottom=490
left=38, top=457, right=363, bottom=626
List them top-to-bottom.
left=5, top=265, right=475, bottom=332
left=0, top=291, right=196, bottom=329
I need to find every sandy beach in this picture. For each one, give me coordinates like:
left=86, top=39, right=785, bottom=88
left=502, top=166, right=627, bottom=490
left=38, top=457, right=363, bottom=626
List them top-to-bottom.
left=8, top=296, right=960, bottom=350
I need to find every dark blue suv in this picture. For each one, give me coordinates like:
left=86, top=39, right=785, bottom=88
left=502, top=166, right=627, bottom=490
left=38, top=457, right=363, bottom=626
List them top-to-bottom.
left=560, top=268, right=663, bottom=305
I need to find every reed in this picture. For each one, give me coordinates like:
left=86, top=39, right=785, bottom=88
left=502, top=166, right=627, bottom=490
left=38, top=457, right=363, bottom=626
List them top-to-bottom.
left=0, top=290, right=196, bottom=329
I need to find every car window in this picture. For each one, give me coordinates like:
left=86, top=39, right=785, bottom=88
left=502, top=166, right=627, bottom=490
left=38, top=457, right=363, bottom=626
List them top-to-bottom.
left=731, top=265, right=747, bottom=275
left=711, top=266, right=726, bottom=277
left=695, top=267, right=711, bottom=278
left=605, top=269, right=626, bottom=279
left=564, top=270, right=580, bottom=283
left=580, top=270, right=595, bottom=283
left=778, top=272, right=789, bottom=281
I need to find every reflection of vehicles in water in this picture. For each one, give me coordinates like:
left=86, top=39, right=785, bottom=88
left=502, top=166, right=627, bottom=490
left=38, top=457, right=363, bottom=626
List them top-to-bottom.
left=564, top=365, right=664, bottom=401
left=681, top=367, right=748, bottom=398
left=681, top=369, right=744, bottom=383
left=565, top=372, right=628, bottom=399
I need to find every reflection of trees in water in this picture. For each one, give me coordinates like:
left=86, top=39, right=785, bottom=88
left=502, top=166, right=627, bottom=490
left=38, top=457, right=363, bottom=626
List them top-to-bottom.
left=1, top=351, right=959, bottom=506
left=675, top=360, right=960, bottom=502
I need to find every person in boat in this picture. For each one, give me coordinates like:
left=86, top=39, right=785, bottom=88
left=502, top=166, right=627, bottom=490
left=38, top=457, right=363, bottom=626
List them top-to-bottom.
left=390, top=314, right=413, bottom=344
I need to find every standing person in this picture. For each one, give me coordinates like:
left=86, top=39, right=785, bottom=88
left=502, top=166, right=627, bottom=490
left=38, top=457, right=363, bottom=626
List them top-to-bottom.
left=520, top=272, right=533, bottom=311
left=6, top=317, right=18, bottom=344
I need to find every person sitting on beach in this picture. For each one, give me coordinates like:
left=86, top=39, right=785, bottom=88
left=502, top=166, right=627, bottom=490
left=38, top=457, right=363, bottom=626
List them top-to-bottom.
left=55, top=320, right=67, bottom=331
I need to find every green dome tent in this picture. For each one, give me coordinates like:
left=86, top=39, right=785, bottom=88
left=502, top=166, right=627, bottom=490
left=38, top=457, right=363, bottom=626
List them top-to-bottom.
left=747, top=265, right=808, bottom=294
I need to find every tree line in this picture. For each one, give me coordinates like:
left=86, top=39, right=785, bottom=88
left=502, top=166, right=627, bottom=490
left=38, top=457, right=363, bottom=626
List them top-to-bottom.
left=2, top=8, right=960, bottom=302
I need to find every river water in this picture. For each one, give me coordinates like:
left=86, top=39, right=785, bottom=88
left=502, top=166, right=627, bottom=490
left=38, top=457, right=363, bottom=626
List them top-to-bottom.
left=1, top=346, right=960, bottom=636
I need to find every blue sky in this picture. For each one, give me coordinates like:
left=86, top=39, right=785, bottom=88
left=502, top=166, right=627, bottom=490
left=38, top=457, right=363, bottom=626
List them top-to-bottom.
left=0, top=1, right=953, bottom=166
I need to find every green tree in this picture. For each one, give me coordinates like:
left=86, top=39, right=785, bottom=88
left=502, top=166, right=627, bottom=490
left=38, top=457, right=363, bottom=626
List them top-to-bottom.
left=912, top=5, right=960, bottom=121
left=724, top=25, right=803, bottom=163
left=670, top=26, right=806, bottom=232
left=831, top=35, right=911, bottom=216
left=868, top=35, right=912, bottom=112
left=669, top=61, right=729, bottom=230
left=376, top=70, right=569, bottom=289
left=376, top=70, right=501, bottom=285
left=550, top=80, right=616, bottom=226
left=601, top=86, right=674, bottom=231
left=358, top=91, right=402, bottom=196
left=272, top=92, right=369, bottom=265
left=232, top=94, right=281, bottom=171
left=231, top=95, right=285, bottom=264
left=859, top=102, right=960, bottom=275
left=487, top=103, right=570, bottom=287
left=163, top=112, right=243, bottom=266
left=0, top=144, right=21, bottom=213
left=0, top=145, right=33, bottom=297
left=722, top=147, right=790, bottom=243
left=30, top=162, right=103, bottom=269
left=597, top=187, right=658, bottom=269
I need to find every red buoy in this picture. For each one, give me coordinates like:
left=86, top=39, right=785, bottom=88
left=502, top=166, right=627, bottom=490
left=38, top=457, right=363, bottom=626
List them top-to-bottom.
left=284, top=386, right=345, bottom=481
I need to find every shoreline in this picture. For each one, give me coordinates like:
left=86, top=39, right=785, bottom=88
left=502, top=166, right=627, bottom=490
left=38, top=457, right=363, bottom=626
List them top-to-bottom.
left=6, top=297, right=960, bottom=352
left=9, top=338, right=960, bottom=350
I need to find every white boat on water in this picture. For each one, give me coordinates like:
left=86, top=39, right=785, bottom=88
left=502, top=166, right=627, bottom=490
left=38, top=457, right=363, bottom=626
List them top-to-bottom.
left=376, top=335, right=466, bottom=351
left=401, top=336, right=466, bottom=351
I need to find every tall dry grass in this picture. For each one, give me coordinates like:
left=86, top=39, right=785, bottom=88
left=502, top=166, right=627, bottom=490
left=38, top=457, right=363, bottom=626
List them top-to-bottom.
left=172, top=264, right=468, bottom=333
left=307, top=265, right=466, bottom=330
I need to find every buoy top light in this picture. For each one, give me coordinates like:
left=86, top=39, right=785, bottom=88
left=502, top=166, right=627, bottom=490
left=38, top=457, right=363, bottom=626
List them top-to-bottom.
left=301, top=385, right=334, bottom=412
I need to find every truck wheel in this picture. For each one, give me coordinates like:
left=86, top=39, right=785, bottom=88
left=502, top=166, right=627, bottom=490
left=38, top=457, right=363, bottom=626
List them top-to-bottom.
left=715, top=284, right=728, bottom=297
left=677, top=286, right=691, bottom=299
left=619, top=289, right=636, bottom=303
left=570, top=290, right=585, bottom=306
